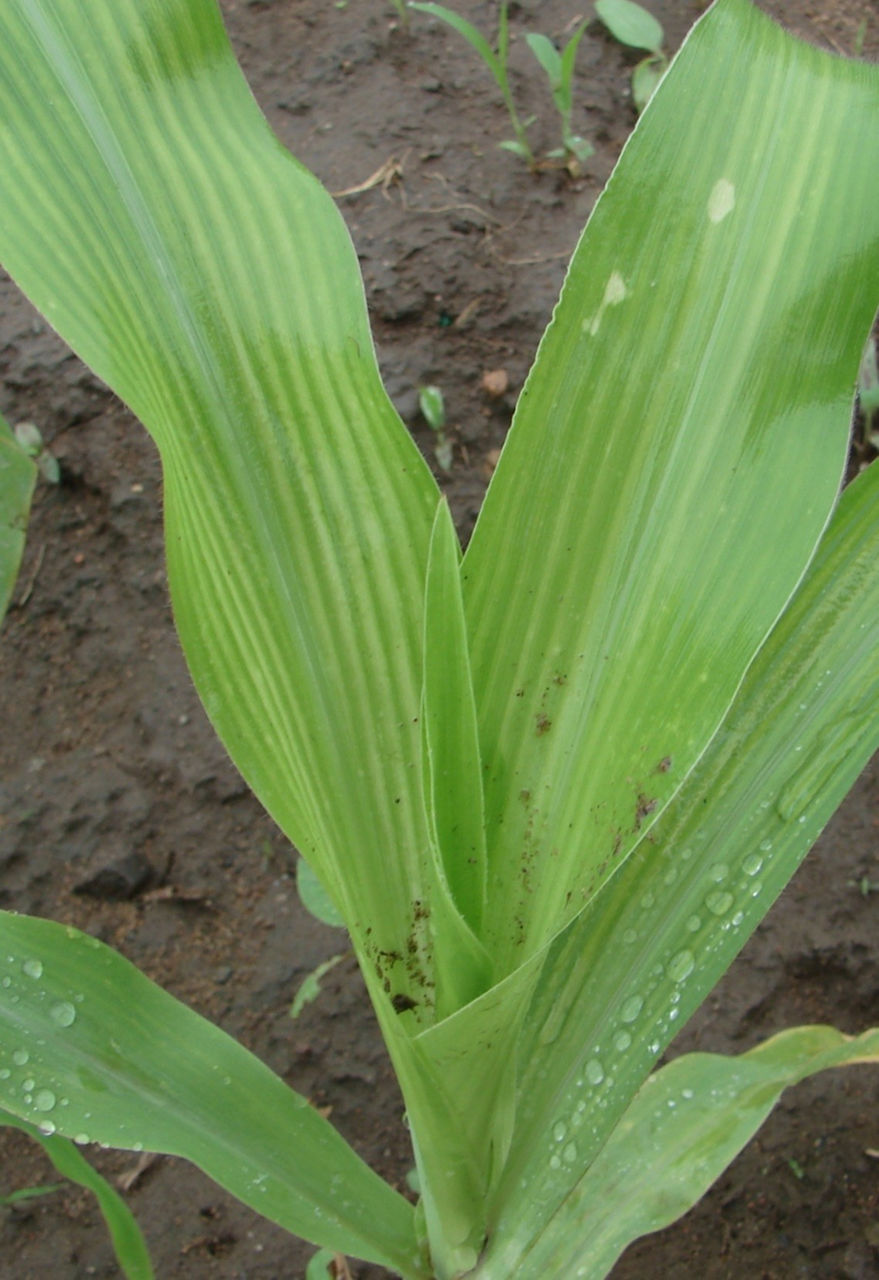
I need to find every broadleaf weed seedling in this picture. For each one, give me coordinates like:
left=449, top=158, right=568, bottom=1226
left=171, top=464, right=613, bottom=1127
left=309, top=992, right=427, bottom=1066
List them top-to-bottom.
left=595, top=0, right=669, bottom=111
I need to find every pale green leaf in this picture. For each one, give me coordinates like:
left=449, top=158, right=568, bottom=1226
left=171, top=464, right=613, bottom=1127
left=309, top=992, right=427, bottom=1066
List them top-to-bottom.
left=0, top=0, right=442, bottom=1029
left=461, top=0, right=879, bottom=974
left=595, top=0, right=664, bottom=53
left=409, top=3, right=501, bottom=87
left=526, top=34, right=561, bottom=87
left=631, top=54, right=665, bottom=111
left=0, top=408, right=37, bottom=622
left=479, top=456, right=879, bottom=1270
left=421, top=500, right=488, bottom=948
left=297, top=858, right=345, bottom=930
left=0, top=913, right=424, bottom=1277
left=289, top=953, right=347, bottom=1019
left=500, top=1026, right=879, bottom=1278
left=0, top=1108, right=154, bottom=1280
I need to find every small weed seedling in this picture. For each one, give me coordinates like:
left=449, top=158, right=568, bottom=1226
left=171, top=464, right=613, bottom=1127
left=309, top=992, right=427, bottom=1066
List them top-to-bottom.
left=595, top=0, right=669, bottom=111
left=409, top=2, right=537, bottom=165
left=525, top=23, right=594, bottom=171
left=418, top=384, right=453, bottom=472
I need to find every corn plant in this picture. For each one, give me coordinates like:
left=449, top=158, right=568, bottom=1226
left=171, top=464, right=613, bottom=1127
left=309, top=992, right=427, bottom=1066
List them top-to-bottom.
left=409, top=1, right=538, bottom=164
left=1, top=2, right=878, bottom=1278
left=525, top=24, right=594, bottom=169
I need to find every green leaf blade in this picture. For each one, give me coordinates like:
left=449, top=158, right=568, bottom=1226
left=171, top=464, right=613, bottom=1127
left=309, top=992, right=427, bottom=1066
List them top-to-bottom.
left=0, top=0, right=443, bottom=1023
left=462, top=0, right=879, bottom=975
left=595, top=0, right=664, bottom=53
left=0, top=409, right=37, bottom=622
left=483, top=455, right=879, bottom=1273
left=0, top=913, right=424, bottom=1277
left=492, top=1026, right=879, bottom=1279
left=1, top=1109, right=155, bottom=1280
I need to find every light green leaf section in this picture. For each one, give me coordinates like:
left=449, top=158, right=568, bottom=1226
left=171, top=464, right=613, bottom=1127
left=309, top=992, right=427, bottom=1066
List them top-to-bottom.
left=0, top=0, right=441, bottom=1024
left=461, top=0, right=879, bottom=974
left=595, top=0, right=664, bottom=52
left=0, top=408, right=37, bottom=622
left=477, top=457, right=879, bottom=1273
left=421, top=501, right=490, bottom=977
left=296, top=858, right=346, bottom=930
left=0, top=914, right=425, bottom=1278
left=501, top=1025, right=879, bottom=1279
left=0, top=1108, right=154, bottom=1280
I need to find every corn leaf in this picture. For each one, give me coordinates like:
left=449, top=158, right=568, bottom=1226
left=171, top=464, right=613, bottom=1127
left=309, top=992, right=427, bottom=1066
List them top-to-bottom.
left=0, top=0, right=442, bottom=1028
left=461, top=0, right=879, bottom=974
left=0, top=409, right=37, bottom=621
left=477, top=455, right=879, bottom=1271
left=0, top=913, right=425, bottom=1276
left=496, top=1025, right=879, bottom=1279
left=0, top=1108, right=154, bottom=1280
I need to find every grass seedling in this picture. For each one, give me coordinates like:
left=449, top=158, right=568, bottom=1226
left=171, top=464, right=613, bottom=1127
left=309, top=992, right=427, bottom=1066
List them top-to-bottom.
left=389, top=0, right=409, bottom=31
left=595, top=0, right=669, bottom=111
left=409, top=1, right=537, bottom=166
left=1, top=2, right=878, bottom=1278
left=525, top=23, right=594, bottom=171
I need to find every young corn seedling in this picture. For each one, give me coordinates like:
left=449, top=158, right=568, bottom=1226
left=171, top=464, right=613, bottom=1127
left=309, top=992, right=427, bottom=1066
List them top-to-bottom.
left=595, top=0, right=669, bottom=111
left=409, top=1, right=537, bottom=165
left=1, top=2, right=878, bottom=1278
left=525, top=23, right=594, bottom=171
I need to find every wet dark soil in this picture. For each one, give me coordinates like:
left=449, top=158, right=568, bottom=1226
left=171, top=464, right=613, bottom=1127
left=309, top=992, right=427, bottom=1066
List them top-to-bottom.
left=1, top=1, right=878, bottom=1277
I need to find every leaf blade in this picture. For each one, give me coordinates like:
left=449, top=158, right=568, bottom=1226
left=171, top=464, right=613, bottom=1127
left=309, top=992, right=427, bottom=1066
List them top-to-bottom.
left=462, top=0, right=879, bottom=974
left=0, top=913, right=424, bottom=1276
left=0, top=1108, right=155, bottom=1280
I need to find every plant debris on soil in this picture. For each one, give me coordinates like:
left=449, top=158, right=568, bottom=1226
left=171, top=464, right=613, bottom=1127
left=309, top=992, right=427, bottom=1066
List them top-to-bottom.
left=1, top=1, right=877, bottom=1276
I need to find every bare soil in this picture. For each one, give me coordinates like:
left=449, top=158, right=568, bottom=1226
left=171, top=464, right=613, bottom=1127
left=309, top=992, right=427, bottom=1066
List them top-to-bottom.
left=1, top=1, right=878, bottom=1277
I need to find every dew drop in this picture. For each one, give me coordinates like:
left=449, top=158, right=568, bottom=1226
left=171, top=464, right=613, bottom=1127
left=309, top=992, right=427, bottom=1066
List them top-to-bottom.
left=742, top=853, right=764, bottom=876
left=708, top=863, right=729, bottom=882
left=663, top=868, right=678, bottom=886
left=705, top=890, right=733, bottom=916
left=640, top=891, right=655, bottom=910
left=731, top=911, right=744, bottom=927
left=685, top=914, right=702, bottom=933
left=622, top=928, right=637, bottom=946
left=667, top=950, right=695, bottom=982
left=22, top=959, right=43, bottom=979
left=1, top=977, right=9, bottom=988
left=620, top=995, right=643, bottom=1023
left=49, top=1001, right=76, bottom=1028
left=613, top=1030, right=632, bottom=1052
left=12, top=1049, right=29, bottom=1066
left=585, top=1059, right=605, bottom=1086
left=0, top=1068, right=9, bottom=1080
left=22, top=1077, right=35, bottom=1093
left=681, top=1088, right=694, bottom=1100
left=34, top=1089, right=56, bottom=1112
left=37, top=1120, right=56, bottom=1136
left=553, top=1121, right=567, bottom=1142
left=74, top=1133, right=90, bottom=1145
left=562, top=1142, right=578, bottom=1164
left=549, top=1154, right=561, bottom=1170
